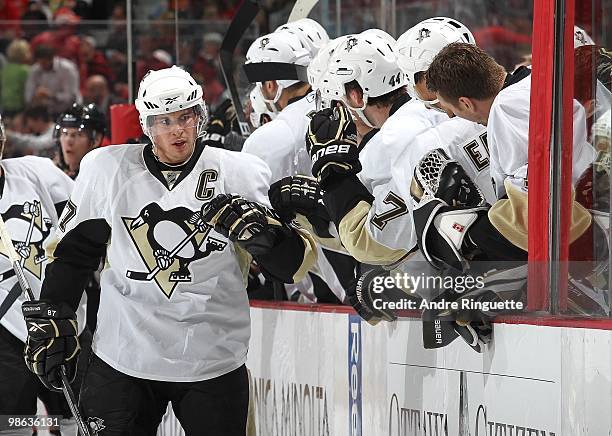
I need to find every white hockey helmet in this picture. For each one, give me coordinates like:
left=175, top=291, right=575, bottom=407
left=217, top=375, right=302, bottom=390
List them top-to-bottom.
left=396, top=17, right=475, bottom=103
left=275, top=18, right=330, bottom=57
left=574, top=25, right=595, bottom=48
left=360, top=28, right=396, bottom=46
left=245, top=32, right=312, bottom=106
left=326, top=33, right=406, bottom=127
left=308, top=36, right=352, bottom=110
left=135, top=66, right=207, bottom=142
left=249, top=86, right=276, bottom=128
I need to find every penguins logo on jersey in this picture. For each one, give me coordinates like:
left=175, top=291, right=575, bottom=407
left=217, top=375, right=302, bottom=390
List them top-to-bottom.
left=417, top=28, right=431, bottom=43
left=259, top=37, right=270, bottom=49
left=345, top=37, right=358, bottom=52
left=0, top=200, right=51, bottom=281
left=122, top=203, right=228, bottom=298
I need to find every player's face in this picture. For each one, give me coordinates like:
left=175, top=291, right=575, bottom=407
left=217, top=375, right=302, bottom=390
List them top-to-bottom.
left=415, top=79, right=454, bottom=118
left=437, top=94, right=486, bottom=125
left=150, top=108, right=199, bottom=164
left=60, top=127, right=94, bottom=171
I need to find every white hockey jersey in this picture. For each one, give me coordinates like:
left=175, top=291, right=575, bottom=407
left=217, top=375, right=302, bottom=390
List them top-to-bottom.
left=488, top=73, right=595, bottom=198
left=243, top=92, right=316, bottom=181
left=336, top=99, right=447, bottom=265
left=392, top=116, right=497, bottom=205
left=46, top=143, right=284, bottom=382
left=0, top=156, right=86, bottom=342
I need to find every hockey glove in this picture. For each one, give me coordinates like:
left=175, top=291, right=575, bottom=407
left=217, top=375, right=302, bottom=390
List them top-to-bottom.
left=306, top=105, right=360, bottom=185
left=411, top=148, right=489, bottom=272
left=268, top=176, right=331, bottom=237
left=201, top=194, right=287, bottom=256
left=347, top=268, right=419, bottom=325
left=22, top=301, right=80, bottom=392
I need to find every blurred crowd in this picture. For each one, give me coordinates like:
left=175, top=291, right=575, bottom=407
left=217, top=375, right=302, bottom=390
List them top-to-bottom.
left=0, top=0, right=249, bottom=160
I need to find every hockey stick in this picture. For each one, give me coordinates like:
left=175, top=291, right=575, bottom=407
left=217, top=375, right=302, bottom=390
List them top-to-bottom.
left=219, top=0, right=260, bottom=137
left=287, top=0, right=320, bottom=22
left=0, top=213, right=93, bottom=436
left=126, top=225, right=210, bottom=281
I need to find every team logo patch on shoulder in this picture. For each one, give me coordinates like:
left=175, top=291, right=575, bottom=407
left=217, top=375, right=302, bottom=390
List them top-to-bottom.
left=0, top=200, right=52, bottom=281
left=122, top=203, right=227, bottom=298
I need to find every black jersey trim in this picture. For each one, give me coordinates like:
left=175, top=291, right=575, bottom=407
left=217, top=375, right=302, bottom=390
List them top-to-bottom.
left=142, top=139, right=206, bottom=191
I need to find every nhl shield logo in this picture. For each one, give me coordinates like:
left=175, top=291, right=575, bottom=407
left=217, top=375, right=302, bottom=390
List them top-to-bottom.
left=0, top=200, right=52, bottom=281
left=122, top=203, right=227, bottom=298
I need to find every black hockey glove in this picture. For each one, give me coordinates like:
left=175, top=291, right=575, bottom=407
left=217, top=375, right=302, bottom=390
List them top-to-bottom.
left=207, top=99, right=237, bottom=136
left=306, top=105, right=361, bottom=186
left=410, top=148, right=489, bottom=272
left=268, top=176, right=332, bottom=237
left=201, top=194, right=288, bottom=256
left=347, top=268, right=420, bottom=325
left=22, top=301, right=80, bottom=392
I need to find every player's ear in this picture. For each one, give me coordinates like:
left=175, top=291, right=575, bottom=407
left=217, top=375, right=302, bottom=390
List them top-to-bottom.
left=262, top=80, right=278, bottom=98
left=346, top=87, right=364, bottom=108
left=457, top=96, right=475, bottom=113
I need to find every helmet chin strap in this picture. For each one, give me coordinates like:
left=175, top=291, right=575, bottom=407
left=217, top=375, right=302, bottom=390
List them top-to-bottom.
left=259, top=82, right=283, bottom=113
left=344, top=96, right=376, bottom=129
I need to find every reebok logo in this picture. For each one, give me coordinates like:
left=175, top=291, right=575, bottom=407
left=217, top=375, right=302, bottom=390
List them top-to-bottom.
left=28, top=322, right=49, bottom=332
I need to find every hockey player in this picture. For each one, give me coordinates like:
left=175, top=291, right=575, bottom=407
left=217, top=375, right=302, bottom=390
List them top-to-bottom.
left=393, top=17, right=496, bottom=203
left=243, top=26, right=358, bottom=304
left=242, top=29, right=317, bottom=181
left=305, top=32, right=445, bottom=267
left=426, top=42, right=595, bottom=198
left=22, top=66, right=316, bottom=435
left=55, top=103, right=107, bottom=179
left=0, top=114, right=86, bottom=435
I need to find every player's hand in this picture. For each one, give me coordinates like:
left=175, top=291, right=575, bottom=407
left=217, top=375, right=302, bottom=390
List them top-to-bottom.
left=207, top=99, right=237, bottom=136
left=306, top=105, right=360, bottom=184
left=411, top=148, right=486, bottom=208
left=268, top=176, right=329, bottom=221
left=201, top=194, right=285, bottom=256
left=346, top=268, right=399, bottom=325
left=22, top=301, right=80, bottom=392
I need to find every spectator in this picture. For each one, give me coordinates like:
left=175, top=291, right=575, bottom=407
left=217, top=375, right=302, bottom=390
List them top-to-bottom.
left=20, top=0, right=51, bottom=40
left=30, top=10, right=81, bottom=61
left=192, top=32, right=225, bottom=105
left=77, top=35, right=115, bottom=88
left=0, top=39, right=31, bottom=116
left=25, top=44, right=81, bottom=115
left=136, top=47, right=172, bottom=83
left=82, top=74, right=126, bottom=124
left=5, top=104, right=55, bottom=154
